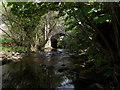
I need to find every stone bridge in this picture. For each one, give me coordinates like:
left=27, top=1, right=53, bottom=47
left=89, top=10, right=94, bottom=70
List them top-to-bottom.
left=45, top=25, right=67, bottom=48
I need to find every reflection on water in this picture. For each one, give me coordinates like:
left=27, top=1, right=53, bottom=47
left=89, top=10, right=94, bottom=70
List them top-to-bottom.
left=2, top=49, right=75, bottom=89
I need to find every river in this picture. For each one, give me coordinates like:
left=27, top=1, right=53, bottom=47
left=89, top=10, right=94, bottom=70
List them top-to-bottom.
left=2, top=49, right=77, bottom=89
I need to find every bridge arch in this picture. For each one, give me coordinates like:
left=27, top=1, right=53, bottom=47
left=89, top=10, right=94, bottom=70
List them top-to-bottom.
left=44, top=25, right=67, bottom=49
left=51, top=33, right=66, bottom=48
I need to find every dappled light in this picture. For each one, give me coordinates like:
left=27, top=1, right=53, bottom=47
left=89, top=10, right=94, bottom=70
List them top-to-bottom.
left=0, top=2, right=120, bottom=89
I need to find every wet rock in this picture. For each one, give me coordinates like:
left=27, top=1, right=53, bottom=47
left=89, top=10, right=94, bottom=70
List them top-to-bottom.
left=51, top=48, right=57, bottom=51
left=0, top=51, right=24, bottom=65
left=58, top=51, right=62, bottom=53
left=11, top=53, right=15, bottom=56
left=1, top=58, right=12, bottom=65
left=40, top=64, right=46, bottom=67
left=61, top=64, right=66, bottom=67
left=58, top=67, right=69, bottom=72
left=8, top=77, right=13, bottom=81
left=87, top=83, right=103, bottom=89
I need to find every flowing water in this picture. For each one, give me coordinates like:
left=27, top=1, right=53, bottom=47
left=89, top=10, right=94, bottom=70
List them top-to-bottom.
left=2, top=49, right=77, bottom=89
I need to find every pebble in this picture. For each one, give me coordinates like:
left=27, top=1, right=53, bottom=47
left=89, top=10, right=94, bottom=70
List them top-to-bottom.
left=0, top=51, right=23, bottom=63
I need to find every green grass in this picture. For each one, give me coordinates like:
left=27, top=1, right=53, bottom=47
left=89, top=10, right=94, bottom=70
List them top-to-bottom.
left=0, top=38, right=29, bottom=52
left=1, top=46, right=28, bottom=52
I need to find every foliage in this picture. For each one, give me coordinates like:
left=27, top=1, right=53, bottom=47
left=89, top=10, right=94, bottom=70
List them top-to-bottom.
left=1, top=2, right=120, bottom=87
left=1, top=2, right=59, bottom=51
left=61, top=29, right=90, bottom=51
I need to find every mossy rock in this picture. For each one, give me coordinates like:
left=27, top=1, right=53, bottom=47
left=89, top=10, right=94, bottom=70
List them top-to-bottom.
left=80, top=67, right=94, bottom=77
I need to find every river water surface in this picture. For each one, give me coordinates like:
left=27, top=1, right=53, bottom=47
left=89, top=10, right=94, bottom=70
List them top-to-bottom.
left=2, top=49, right=77, bottom=89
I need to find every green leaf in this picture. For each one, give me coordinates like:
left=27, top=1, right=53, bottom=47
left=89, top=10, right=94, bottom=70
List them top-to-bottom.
left=93, top=14, right=110, bottom=23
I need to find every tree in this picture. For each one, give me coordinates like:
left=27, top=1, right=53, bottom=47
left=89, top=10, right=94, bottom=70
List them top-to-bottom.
left=1, top=2, right=61, bottom=51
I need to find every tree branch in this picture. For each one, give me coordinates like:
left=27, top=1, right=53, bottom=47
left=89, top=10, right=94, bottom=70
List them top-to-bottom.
left=78, top=4, right=114, bottom=62
left=72, top=7, right=111, bottom=60
left=0, top=27, right=19, bottom=45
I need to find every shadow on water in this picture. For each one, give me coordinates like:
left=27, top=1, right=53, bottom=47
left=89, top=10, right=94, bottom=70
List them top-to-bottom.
left=2, top=49, right=75, bottom=89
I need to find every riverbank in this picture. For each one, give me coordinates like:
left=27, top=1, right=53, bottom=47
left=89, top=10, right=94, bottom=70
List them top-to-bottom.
left=0, top=51, right=24, bottom=65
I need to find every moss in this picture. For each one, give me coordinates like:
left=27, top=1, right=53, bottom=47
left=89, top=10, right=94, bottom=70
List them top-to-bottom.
left=42, top=47, right=53, bottom=50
